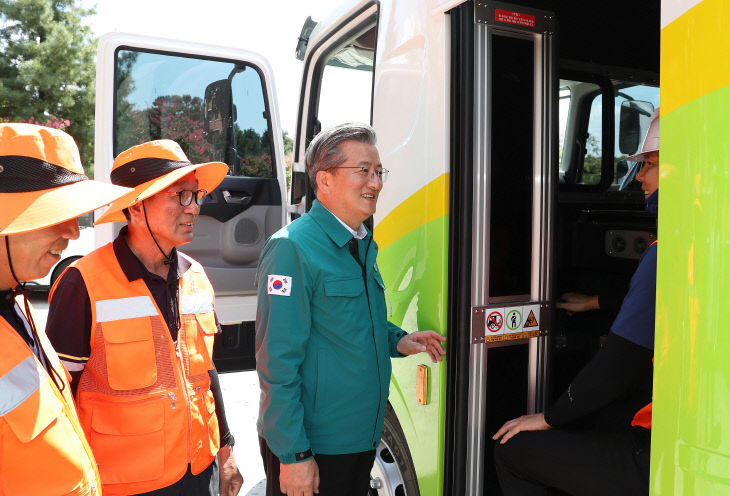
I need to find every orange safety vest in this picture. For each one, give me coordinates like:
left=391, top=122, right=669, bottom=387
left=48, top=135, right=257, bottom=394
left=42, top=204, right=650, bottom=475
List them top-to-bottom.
left=61, top=243, right=220, bottom=495
left=0, top=295, right=100, bottom=496
left=632, top=402, right=652, bottom=429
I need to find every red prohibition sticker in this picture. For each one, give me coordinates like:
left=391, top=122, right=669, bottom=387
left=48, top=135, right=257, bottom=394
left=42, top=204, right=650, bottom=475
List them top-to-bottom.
left=495, top=9, right=536, bottom=28
left=486, top=311, right=503, bottom=333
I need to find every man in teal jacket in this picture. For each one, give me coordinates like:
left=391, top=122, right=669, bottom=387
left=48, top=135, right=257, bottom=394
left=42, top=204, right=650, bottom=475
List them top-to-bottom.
left=256, top=123, right=446, bottom=496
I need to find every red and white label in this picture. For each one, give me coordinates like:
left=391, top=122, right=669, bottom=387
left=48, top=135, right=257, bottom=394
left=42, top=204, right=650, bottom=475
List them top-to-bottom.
left=495, top=9, right=536, bottom=28
left=486, top=311, right=504, bottom=333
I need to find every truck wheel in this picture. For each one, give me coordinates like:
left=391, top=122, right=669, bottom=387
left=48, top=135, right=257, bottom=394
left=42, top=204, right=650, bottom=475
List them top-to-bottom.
left=50, top=256, right=82, bottom=288
left=369, top=404, right=420, bottom=496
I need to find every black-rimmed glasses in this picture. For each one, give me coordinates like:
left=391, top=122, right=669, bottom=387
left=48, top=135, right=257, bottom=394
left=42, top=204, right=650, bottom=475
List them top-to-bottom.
left=162, top=189, right=208, bottom=206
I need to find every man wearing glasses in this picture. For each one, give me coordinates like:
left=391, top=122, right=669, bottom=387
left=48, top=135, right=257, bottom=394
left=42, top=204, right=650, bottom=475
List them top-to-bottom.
left=256, top=123, right=446, bottom=496
left=47, top=140, right=243, bottom=496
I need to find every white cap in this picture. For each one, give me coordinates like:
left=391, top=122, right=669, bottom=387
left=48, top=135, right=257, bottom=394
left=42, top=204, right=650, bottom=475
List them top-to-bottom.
left=627, top=107, right=660, bottom=162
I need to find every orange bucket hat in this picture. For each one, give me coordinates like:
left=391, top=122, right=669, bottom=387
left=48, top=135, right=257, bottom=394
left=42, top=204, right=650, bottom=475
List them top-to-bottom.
left=0, top=123, right=131, bottom=235
left=95, top=139, right=228, bottom=224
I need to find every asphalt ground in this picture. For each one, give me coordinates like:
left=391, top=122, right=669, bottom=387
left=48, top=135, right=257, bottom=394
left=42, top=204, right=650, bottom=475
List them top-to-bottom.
left=29, top=291, right=267, bottom=495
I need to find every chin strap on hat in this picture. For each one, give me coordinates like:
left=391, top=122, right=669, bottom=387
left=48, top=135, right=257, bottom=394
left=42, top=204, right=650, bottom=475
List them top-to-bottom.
left=142, top=200, right=175, bottom=265
left=4, top=236, right=66, bottom=393
left=5, top=236, right=27, bottom=298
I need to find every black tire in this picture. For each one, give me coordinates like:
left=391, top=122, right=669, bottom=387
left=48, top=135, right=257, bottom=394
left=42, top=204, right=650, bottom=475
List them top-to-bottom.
left=50, top=256, right=82, bottom=288
left=369, top=403, right=421, bottom=496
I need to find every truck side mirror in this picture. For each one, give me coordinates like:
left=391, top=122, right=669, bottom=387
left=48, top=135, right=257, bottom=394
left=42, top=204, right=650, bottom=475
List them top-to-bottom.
left=296, top=16, right=318, bottom=61
left=204, top=79, right=233, bottom=146
left=619, top=100, right=654, bottom=156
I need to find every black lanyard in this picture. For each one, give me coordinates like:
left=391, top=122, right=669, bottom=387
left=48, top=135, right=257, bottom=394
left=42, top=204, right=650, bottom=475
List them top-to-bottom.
left=1, top=292, right=54, bottom=379
left=0, top=293, right=34, bottom=347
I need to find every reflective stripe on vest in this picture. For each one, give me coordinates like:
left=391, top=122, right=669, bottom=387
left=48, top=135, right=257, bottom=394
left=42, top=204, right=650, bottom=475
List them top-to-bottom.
left=71, top=243, right=219, bottom=496
left=180, top=293, right=214, bottom=315
left=96, top=296, right=158, bottom=322
left=0, top=355, right=40, bottom=416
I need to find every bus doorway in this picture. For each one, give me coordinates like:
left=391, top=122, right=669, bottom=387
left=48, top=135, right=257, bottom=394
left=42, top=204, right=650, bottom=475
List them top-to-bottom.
left=446, top=1, right=659, bottom=494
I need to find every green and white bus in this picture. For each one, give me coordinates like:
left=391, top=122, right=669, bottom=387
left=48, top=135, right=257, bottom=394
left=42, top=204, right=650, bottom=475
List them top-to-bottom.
left=94, top=0, right=729, bottom=493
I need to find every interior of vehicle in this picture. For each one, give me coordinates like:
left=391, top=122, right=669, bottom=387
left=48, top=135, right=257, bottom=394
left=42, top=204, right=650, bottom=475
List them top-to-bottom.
left=444, top=1, right=661, bottom=493
left=486, top=3, right=660, bottom=392
left=551, top=77, right=658, bottom=432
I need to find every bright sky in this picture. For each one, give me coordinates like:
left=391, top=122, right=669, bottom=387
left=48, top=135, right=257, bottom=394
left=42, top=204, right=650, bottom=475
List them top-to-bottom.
left=82, top=0, right=347, bottom=136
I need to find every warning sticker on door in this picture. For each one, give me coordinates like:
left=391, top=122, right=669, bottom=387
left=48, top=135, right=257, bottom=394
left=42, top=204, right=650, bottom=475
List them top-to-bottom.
left=495, top=9, right=536, bottom=28
left=483, top=304, right=541, bottom=342
left=506, top=309, right=522, bottom=331
left=486, top=310, right=504, bottom=333
left=524, top=310, right=538, bottom=327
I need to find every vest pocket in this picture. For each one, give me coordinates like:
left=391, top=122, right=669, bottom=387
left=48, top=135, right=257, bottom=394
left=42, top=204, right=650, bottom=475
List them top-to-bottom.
left=187, top=312, right=217, bottom=377
left=102, top=317, right=157, bottom=390
left=3, top=376, right=61, bottom=443
left=2, top=380, right=89, bottom=495
left=188, top=385, right=218, bottom=470
left=205, top=389, right=219, bottom=455
left=90, top=399, right=165, bottom=484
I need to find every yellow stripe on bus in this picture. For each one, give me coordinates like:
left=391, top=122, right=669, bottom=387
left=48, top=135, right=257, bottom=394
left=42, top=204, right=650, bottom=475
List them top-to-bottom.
left=661, top=0, right=730, bottom=116
left=374, top=173, right=450, bottom=251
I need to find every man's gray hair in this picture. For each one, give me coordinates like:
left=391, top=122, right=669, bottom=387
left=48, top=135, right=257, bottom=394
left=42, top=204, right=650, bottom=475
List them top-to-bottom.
left=305, top=122, right=377, bottom=192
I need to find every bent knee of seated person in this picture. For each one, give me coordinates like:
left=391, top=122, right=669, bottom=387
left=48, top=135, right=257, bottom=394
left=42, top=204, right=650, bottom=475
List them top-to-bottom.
left=493, top=430, right=543, bottom=468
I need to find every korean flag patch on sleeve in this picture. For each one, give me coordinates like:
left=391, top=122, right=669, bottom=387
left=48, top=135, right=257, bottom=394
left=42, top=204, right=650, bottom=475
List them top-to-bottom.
left=267, top=275, right=292, bottom=296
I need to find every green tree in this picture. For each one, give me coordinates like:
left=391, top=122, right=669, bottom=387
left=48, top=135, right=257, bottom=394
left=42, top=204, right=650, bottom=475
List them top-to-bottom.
left=0, top=0, right=96, bottom=175
left=114, top=50, right=140, bottom=153
left=234, top=126, right=267, bottom=157
left=282, top=129, right=293, bottom=155
left=283, top=130, right=293, bottom=189
left=582, top=134, right=602, bottom=185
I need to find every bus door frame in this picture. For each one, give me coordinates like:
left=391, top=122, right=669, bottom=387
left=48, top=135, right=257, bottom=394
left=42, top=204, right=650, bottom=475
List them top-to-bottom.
left=464, top=2, right=558, bottom=493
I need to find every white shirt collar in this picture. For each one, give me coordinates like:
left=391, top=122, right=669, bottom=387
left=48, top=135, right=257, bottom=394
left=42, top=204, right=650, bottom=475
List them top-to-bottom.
left=321, top=204, right=368, bottom=240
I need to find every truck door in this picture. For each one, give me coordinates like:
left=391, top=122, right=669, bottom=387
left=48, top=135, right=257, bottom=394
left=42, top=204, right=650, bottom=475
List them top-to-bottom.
left=290, top=0, right=378, bottom=213
left=450, top=3, right=558, bottom=493
left=95, top=33, right=287, bottom=371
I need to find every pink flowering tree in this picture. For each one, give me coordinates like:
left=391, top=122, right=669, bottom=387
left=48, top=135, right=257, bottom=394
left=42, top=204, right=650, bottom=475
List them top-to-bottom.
left=117, top=93, right=289, bottom=180
left=120, top=95, right=215, bottom=164
left=18, top=115, right=71, bottom=130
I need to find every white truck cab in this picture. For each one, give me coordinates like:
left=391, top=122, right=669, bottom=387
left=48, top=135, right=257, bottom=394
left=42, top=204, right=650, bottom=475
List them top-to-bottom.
left=94, top=33, right=288, bottom=371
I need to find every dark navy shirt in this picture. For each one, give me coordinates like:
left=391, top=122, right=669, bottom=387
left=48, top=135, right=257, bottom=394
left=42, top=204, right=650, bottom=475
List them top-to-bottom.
left=610, top=242, right=658, bottom=350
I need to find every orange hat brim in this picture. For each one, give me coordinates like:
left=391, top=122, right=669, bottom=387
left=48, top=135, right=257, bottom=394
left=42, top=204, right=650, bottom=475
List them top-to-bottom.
left=95, top=161, right=228, bottom=225
left=0, top=180, right=132, bottom=235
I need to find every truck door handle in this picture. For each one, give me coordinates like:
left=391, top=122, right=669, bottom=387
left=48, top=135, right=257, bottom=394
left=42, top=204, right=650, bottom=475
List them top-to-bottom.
left=221, top=190, right=252, bottom=205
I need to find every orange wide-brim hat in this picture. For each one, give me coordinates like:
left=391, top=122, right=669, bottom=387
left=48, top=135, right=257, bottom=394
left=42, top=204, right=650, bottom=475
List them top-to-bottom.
left=0, top=123, right=132, bottom=236
left=95, top=139, right=228, bottom=224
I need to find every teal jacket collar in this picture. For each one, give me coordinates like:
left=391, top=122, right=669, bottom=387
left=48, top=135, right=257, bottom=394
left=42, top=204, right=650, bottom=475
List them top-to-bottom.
left=309, top=200, right=372, bottom=248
